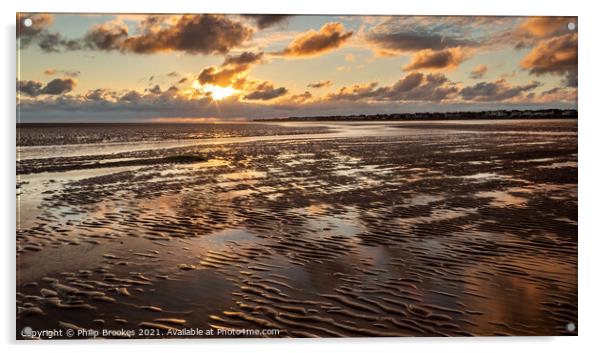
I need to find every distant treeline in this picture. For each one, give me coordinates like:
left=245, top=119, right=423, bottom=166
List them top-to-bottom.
left=256, top=109, right=578, bottom=122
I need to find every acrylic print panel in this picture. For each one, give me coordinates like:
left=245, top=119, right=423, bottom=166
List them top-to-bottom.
left=16, top=13, right=577, bottom=339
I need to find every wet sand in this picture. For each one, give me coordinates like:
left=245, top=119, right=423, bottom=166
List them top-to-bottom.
left=16, top=120, right=577, bottom=338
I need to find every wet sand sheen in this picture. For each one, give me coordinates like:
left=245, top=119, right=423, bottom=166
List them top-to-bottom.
left=16, top=120, right=577, bottom=338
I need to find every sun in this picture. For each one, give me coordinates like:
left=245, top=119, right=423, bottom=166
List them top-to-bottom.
left=199, top=84, right=238, bottom=101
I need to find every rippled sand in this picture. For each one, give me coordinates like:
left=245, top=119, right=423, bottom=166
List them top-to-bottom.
left=16, top=120, right=577, bottom=338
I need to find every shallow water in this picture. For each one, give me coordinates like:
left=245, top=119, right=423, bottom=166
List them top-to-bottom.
left=16, top=120, right=577, bottom=338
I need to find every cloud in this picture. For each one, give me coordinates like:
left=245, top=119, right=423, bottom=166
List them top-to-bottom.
left=17, top=13, right=83, bottom=53
left=17, top=13, right=54, bottom=47
left=17, top=13, right=53, bottom=36
left=17, top=15, right=578, bottom=121
left=30, top=15, right=253, bottom=55
left=124, top=15, right=253, bottom=54
left=243, top=15, right=293, bottom=29
left=363, top=17, right=513, bottom=81
left=365, top=17, right=479, bottom=55
left=508, top=17, right=576, bottom=49
left=518, top=17, right=573, bottom=38
left=83, top=20, right=129, bottom=51
left=276, top=22, right=353, bottom=57
left=38, top=32, right=82, bottom=52
left=368, top=32, right=473, bottom=54
left=520, top=33, right=577, bottom=87
left=403, top=47, right=470, bottom=71
left=192, top=51, right=288, bottom=102
left=196, top=51, right=264, bottom=87
left=222, top=51, right=265, bottom=66
left=469, top=64, right=488, bottom=79
left=197, top=66, right=244, bottom=87
left=44, top=69, right=81, bottom=78
left=326, top=72, right=459, bottom=102
left=380, top=73, right=459, bottom=101
left=18, top=78, right=76, bottom=97
left=41, top=78, right=77, bottom=95
left=17, top=79, right=575, bottom=122
left=460, top=79, right=540, bottom=101
left=17, top=80, right=43, bottom=97
left=307, top=80, right=332, bottom=89
left=244, top=81, right=288, bottom=100
left=326, top=82, right=379, bottom=101
left=84, top=84, right=179, bottom=104
left=146, top=85, right=162, bottom=94
left=537, top=87, right=577, bottom=103
left=84, top=88, right=115, bottom=101
left=120, top=90, right=142, bottom=102
left=288, top=91, right=313, bottom=103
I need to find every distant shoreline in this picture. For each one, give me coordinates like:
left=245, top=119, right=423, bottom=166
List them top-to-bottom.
left=15, top=109, right=578, bottom=125
left=254, top=109, right=577, bottom=122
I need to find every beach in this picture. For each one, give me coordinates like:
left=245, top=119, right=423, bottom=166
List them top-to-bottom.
left=16, top=120, right=578, bottom=338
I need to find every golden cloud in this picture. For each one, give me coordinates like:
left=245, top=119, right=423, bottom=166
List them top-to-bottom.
left=276, top=22, right=353, bottom=57
left=403, top=47, right=471, bottom=72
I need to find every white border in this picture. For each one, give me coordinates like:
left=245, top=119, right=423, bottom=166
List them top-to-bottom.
left=2, top=1, right=599, bottom=352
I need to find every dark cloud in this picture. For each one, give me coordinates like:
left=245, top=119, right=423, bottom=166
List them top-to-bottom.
left=17, top=13, right=83, bottom=53
left=23, top=15, right=253, bottom=55
left=120, top=15, right=253, bottom=55
left=243, top=15, right=292, bottom=29
left=366, top=17, right=479, bottom=55
left=83, top=21, right=129, bottom=51
left=276, top=22, right=353, bottom=57
left=38, top=32, right=82, bottom=52
left=520, top=33, right=577, bottom=87
left=403, top=48, right=469, bottom=71
left=222, top=51, right=264, bottom=66
left=469, top=64, right=488, bottom=79
left=326, top=73, right=458, bottom=102
left=379, top=73, right=459, bottom=101
left=388, top=73, right=424, bottom=92
left=18, top=78, right=76, bottom=97
left=41, top=78, right=77, bottom=95
left=460, top=79, right=541, bottom=101
left=17, top=80, right=43, bottom=97
left=307, top=80, right=332, bottom=89
left=244, top=81, right=288, bottom=100
left=326, top=82, right=379, bottom=101
left=81, top=85, right=181, bottom=106
left=146, top=85, right=162, bottom=94
left=85, top=88, right=114, bottom=101
left=120, top=90, right=142, bottom=102
left=289, top=91, right=313, bottom=103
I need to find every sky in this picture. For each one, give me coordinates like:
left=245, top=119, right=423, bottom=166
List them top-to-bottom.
left=16, top=13, right=578, bottom=122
